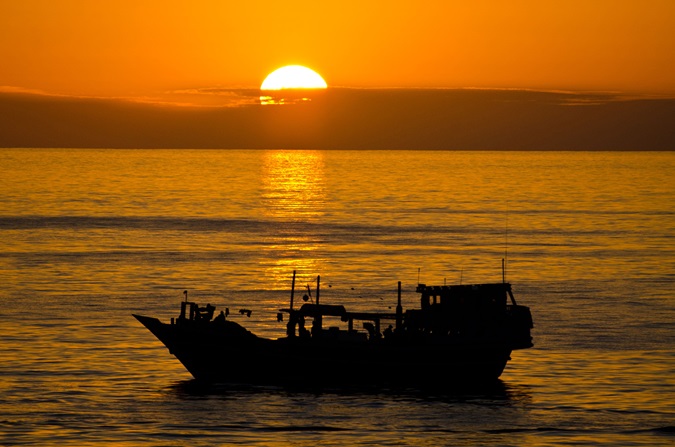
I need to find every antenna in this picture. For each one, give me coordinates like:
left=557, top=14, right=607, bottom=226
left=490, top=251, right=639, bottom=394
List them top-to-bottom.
left=504, top=202, right=509, bottom=282
left=417, top=267, right=421, bottom=284
left=290, top=270, right=296, bottom=310
left=396, top=281, right=403, bottom=330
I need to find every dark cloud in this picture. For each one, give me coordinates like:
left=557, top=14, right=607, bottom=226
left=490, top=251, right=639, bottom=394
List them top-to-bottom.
left=1, top=88, right=673, bottom=150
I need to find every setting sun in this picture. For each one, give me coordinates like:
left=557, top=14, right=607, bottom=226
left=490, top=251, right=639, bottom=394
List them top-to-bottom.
left=261, top=65, right=327, bottom=90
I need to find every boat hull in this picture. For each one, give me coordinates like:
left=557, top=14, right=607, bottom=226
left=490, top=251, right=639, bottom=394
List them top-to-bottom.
left=134, top=314, right=513, bottom=385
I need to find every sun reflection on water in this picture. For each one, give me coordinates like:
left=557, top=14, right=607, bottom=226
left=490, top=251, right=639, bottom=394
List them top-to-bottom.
left=260, top=150, right=327, bottom=290
left=261, top=150, right=326, bottom=220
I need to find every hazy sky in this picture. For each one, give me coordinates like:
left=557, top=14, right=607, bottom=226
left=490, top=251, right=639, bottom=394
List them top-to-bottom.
left=2, top=0, right=675, bottom=97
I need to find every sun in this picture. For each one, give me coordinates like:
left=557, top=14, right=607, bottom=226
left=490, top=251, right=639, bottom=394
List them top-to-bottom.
left=261, top=65, right=327, bottom=90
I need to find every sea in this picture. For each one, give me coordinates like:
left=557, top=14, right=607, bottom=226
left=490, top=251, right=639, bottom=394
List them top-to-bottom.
left=0, top=149, right=673, bottom=446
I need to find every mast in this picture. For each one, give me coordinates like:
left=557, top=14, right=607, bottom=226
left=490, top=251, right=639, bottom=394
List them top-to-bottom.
left=290, top=270, right=296, bottom=310
left=314, top=275, right=322, bottom=333
left=396, top=281, right=403, bottom=330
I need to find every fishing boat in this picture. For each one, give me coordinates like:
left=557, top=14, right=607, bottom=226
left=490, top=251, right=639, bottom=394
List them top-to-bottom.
left=133, top=271, right=533, bottom=385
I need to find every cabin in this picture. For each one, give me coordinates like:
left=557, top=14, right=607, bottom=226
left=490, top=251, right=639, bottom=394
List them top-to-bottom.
left=280, top=279, right=528, bottom=343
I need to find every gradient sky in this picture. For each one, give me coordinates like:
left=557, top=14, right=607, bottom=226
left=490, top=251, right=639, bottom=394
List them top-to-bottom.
left=2, top=0, right=675, bottom=97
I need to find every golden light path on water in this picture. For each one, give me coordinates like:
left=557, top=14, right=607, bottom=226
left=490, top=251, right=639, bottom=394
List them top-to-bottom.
left=261, top=150, right=327, bottom=290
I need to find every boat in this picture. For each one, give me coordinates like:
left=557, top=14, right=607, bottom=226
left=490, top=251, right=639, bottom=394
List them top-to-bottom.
left=133, top=271, right=533, bottom=386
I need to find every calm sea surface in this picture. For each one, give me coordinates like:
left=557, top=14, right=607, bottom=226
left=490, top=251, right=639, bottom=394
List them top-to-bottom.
left=1, top=149, right=673, bottom=446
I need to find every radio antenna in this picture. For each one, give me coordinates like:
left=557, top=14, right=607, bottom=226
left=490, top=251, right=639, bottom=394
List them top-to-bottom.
left=504, top=202, right=509, bottom=282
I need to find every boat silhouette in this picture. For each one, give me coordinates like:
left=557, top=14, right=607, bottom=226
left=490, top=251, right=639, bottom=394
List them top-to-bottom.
left=134, top=271, right=533, bottom=385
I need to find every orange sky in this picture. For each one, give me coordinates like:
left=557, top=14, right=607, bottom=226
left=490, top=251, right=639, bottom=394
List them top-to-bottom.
left=1, top=0, right=675, bottom=97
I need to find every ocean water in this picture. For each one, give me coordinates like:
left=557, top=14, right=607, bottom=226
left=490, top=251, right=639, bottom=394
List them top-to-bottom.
left=0, top=149, right=673, bottom=446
